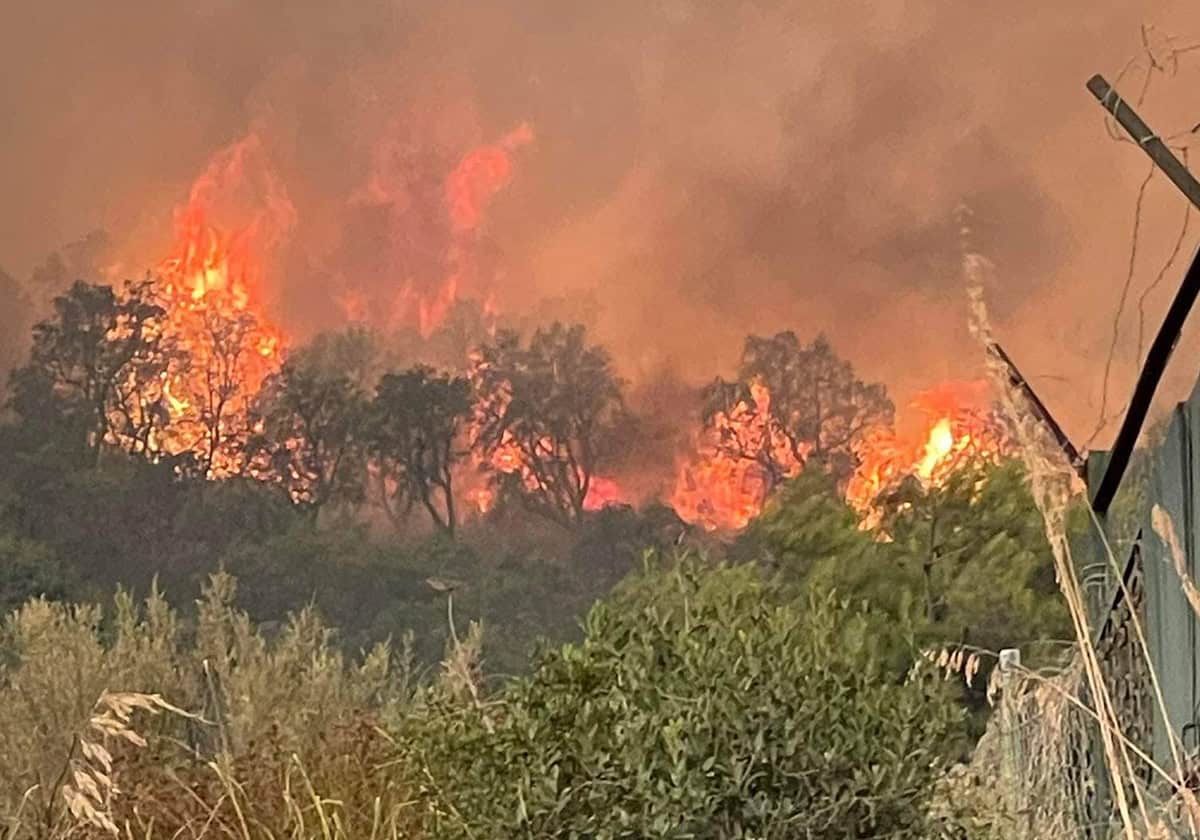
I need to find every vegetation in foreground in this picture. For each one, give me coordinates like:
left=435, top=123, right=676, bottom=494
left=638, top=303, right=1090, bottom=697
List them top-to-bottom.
left=0, top=271, right=1089, bottom=837
left=0, top=552, right=1003, bottom=840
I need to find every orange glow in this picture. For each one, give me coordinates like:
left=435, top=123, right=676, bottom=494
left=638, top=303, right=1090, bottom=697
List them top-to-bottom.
left=445, top=122, right=534, bottom=232
left=362, top=123, right=533, bottom=338
left=408, top=123, right=532, bottom=336
left=153, top=132, right=295, bottom=474
left=462, top=350, right=625, bottom=518
left=670, top=379, right=806, bottom=532
left=672, top=379, right=1006, bottom=533
left=845, top=381, right=1007, bottom=526
left=466, top=429, right=625, bottom=515
left=459, top=452, right=624, bottom=518
left=583, top=476, right=624, bottom=511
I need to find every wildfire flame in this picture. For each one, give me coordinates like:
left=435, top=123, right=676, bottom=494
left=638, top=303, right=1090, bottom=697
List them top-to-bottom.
left=416, top=122, right=533, bottom=336
left=445, top=122, right=534, bottom=232
left=343, top=123, right=533, bottom=338
left=154, top=132, right=295, bottom=474
left=461, top=355, right=624, bottom=518
left=670, top=379, right=806, bottom=532
left=672, top=379, right=1006, bottom=533
left=845, top=380, right=1007, bottom=527
left=462, top=428, right=625, bottom=517
left=582, top=476, right=624, bottom=511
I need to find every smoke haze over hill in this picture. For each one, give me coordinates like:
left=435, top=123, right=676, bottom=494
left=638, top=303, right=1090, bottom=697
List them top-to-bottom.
left=4, top=0, right=1200, bottom=443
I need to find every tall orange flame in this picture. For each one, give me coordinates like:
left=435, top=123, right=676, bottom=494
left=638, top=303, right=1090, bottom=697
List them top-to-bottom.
left=414, top=122, right=533, bottom=336
left=445, top=122, right=534, bottom=232
left=344, top=123, right=533, bottom=338
left=154, top=133, right=295, bottom=474
left=672, top=379, right=1006, bottom=532
left=670, top=380, right=806, bottom=532
left=844, top=380, right=1007, bottom=527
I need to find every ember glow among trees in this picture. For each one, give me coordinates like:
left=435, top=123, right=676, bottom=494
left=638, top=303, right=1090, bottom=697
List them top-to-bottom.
left=2, top=122, right=1013, bottom=540
left=5, top=272, right=1010, bottom=539
left=470, top=323, right=627, bottom=528
left=673, top=332, right=895, bottom=532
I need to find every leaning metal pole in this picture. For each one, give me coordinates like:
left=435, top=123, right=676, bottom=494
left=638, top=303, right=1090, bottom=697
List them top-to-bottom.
left=1086, top=75, right=1200, bottom=515
left=987, top=342, right=1084, bottom=477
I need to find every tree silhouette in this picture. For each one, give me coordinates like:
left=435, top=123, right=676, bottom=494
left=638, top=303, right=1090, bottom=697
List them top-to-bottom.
left=8, top=280, right=173, bottom=465
left=471, top=323, right=626, bottom=527
left=702, top=332, right=893, bottom=493
left=246, top=345, right=369, bottom=520
left=367, top=365, right=472, bottom=535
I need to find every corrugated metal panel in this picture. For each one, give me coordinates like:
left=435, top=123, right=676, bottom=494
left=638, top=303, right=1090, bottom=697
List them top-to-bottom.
left=1145, top=404, right=1193, bottom=763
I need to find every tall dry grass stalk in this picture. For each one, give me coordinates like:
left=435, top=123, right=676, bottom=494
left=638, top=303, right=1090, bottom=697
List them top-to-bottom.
left=963, top=234, right=1200, bottom=837
left=0, top=573, right=422, bottom=840
left=928, top=653, right=1097, bottom=838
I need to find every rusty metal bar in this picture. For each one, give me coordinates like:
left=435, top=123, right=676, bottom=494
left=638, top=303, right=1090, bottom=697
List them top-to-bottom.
left=1087, top=74, right=1200, bottom=212
left=1085, top=75, right=1200, bottom=513
left=987, top=342, right=1084, bottom=476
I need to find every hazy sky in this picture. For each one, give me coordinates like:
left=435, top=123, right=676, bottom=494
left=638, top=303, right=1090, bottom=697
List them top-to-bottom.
left=4, top=0, right=1200, bottom=444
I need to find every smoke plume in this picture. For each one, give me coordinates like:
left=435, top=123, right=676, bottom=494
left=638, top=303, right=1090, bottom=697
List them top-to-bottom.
left=4, top=0, right=1200, bottom=443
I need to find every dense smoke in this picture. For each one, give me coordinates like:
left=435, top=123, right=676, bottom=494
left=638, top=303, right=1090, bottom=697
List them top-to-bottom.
left=4, top=0, right=1200, bottom=444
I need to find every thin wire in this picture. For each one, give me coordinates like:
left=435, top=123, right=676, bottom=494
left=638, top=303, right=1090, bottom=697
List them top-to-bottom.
left=1089, top=28, right=1200, bottom=447
left=1136, top=156, right=1193, bottom=366
left=1089, top=162, right=1157, bottom=448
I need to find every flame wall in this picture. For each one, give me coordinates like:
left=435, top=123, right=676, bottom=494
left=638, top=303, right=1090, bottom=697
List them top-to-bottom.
left=4, top=0, right=1200, bottom=448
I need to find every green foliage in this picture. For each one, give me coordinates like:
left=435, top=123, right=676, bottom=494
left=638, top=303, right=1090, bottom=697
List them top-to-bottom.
left=471, top=323, right=627, bottom=527
left=368, top=365, right=472, bottom=534
left=0, top=453, right=296, bottom=598
left=747, top=458, right=1071, bottom=725
left=878, top=458, right=1070, bottom=656
left=739, top=467, right=875, bottom=577
left=219, top=524, right=453, bottom=663
left=0, top=533, right=75, bottom=616
left=414, top=554, right=961, bottom=838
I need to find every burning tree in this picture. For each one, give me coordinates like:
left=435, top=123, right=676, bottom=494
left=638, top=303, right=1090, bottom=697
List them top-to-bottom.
left=151, top=132, right=294, bottom=477
left=8, top=280, right=175, bottom=465
left=470, top=323, right=626, bottom=528
left=674, top=332, right=893, bottom=531
left=731, top=332, right=893, bottom=485
left=367, top=366, right=472, bottom=535
left=844, top=382, right=1008, bottom=527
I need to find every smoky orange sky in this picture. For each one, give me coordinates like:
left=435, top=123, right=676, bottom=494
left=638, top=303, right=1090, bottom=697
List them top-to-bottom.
left=5, top=0, right=1200, bottom=449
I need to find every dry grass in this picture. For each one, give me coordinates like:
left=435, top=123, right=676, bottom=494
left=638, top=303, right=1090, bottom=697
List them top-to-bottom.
left=962, top=237, right=1200, bottom=838
left=0, top=574, right=425, bottom=840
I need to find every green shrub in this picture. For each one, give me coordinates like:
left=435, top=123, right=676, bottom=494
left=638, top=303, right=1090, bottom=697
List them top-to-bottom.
left=0, top=533, right=75, bottom=615
left=414, top=553, right=962, bottom=838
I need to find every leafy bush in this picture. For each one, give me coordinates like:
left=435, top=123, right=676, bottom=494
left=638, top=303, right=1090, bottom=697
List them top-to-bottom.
left=746, top=460, right=1072, bottom=703
left=0, top=533, right=75, bottom=615
left=414, top=553, right=962, bottom=838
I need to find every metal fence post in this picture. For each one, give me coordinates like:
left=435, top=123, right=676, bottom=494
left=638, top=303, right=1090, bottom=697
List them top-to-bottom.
left=999, top=648, right=1024, bottom=823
